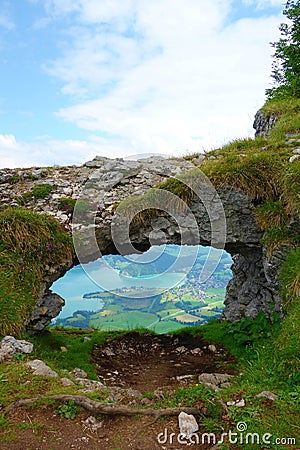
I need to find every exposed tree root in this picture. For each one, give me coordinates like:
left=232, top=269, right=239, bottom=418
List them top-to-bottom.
left=4, top=394, right=205, bottom=417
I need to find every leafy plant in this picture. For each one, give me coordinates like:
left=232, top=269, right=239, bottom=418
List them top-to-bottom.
left=225, top=312, right=281, bottom=346
left=55, top=400, right=79, bottom=419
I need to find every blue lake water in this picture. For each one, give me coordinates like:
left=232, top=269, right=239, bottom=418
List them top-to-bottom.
left=52, top=245, right=231, bottom=320
left=52, top=259, right=186, bottom=319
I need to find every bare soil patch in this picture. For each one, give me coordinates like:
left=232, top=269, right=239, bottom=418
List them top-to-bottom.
left=91, top=331, right=236, bottom=393
left=1, top=332, right=237, bottom=449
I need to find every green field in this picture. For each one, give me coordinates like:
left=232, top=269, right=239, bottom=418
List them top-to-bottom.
left=56, top=286, right=225, bottom=333
left=90, top=311, right=158, bottom=331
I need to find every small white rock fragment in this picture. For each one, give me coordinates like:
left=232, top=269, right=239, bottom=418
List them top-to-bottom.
left=289, top=155, right=300, bottom=162
left=208, top=344, right=217, bottom=353
left=175, top=346, right=187, bottom=353
left=190, top=348, right=203, bottom=355
left=71, top=368, right=88, bottom=378
left=227, top=399, right=245, bottom=407
left=235, top=399, right=245, bottom=407
left=178, top=411, right=199, bottom=439
left=82, top=416, right=103, bottom=432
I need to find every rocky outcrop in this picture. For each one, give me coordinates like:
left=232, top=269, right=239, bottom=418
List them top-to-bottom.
left=253, top=110, right=278, bottom=137
left=0, top=154, right=284, bottom=327
left=223, top=250, right=282, bottom=321
left=25, top=256, right=74, bottom=334
left=27, top=291, right=66, bottom=333
left=0, top=336, right=33, bottom=361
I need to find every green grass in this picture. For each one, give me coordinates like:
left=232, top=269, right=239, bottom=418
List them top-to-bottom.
left=262, top=97, right=300, bottom=141
left=201, top=151, right=286, bottom=201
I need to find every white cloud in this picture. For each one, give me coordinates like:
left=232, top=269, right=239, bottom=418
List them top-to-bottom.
left=1, top=0, right=284, bottom=168
left=43, top=1, right=282, bottom=157
left=0, top=134, right=120, bottom=168
left=0, top=134, right=17, bottom=150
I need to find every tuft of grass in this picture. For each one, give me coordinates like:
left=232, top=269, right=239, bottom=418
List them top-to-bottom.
left=209, top=137, right=269, bottom=158
left=201, top=152, right=285, bottom=201
left=281, top=159, right=300, bottom=216
left=116, top=171, right=196, bottom=227
left=22, top=183, right=55, bottom=202
left=31, top=183, right=54, bottom=199
left=255, top=199, right=299, bottom=255
left=255, top=200, right=289, bottom=229
left=0, top=208, right=74, bottom=335
left=261, top=226, right=299, bottom=256
left=280, top=248, right=300, bottom=308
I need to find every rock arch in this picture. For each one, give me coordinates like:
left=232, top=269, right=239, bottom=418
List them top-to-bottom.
left=15, top=156, right=282, bottom=331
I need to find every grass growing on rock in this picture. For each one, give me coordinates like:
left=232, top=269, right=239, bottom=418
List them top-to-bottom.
left=0, top=208, right=73, bottom=336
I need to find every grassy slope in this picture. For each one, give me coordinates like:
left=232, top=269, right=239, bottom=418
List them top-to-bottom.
left=0, top=208, right=74, bottom=335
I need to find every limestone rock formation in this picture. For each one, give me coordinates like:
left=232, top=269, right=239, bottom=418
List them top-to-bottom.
left=0, top=151, right=285, bottom=328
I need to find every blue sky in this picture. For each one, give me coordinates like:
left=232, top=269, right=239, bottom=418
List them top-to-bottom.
left=0, top=0, right=284, bottom=168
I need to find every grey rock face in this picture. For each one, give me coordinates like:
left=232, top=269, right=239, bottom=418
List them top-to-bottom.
left=253, top=110, right=277, bottom=137
left=223, top=250, right=283, bottom=321
left=26, top=291, right=66, bottom=333
left=198, top=372, right=234, bottom=391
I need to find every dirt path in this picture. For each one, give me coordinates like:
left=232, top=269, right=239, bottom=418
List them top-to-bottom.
left=0, top=332, right=237, bottom=450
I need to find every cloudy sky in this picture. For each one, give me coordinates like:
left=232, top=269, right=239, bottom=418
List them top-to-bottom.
left=0, top=0, right=284, bottom=168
